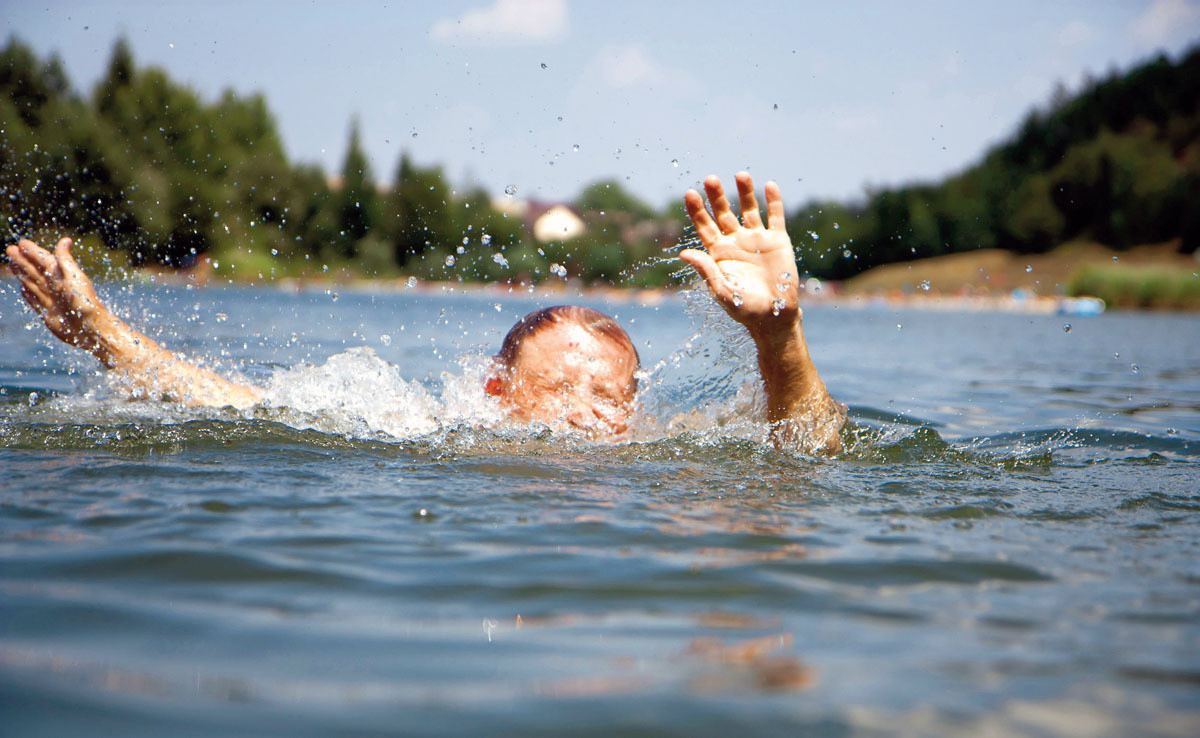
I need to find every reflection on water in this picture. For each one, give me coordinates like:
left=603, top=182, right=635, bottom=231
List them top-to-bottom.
left=1, top=281, right=1198, bottom=735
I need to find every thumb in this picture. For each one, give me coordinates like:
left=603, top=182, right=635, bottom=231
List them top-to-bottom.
left=54, top=237, right=88, bottom=282
left=679, top=248, right=730, bottom=301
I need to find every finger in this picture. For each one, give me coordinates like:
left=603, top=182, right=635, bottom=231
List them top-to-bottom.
left=735, top=172, right=763, bottom=230
left=703, top=175, right=740, bottom=235
left=764, top=180, right=787, bottom=232
left=683, top=189, right=721, bottom=247
left=54, top=237, right=89, bottom=284
left=17, top=239, right=58, bottom=277
left=7, top=248, right=51, bottom=292
left=679, top=248, right=731, bottom=302
left=19, top=282, right=52, bottom=314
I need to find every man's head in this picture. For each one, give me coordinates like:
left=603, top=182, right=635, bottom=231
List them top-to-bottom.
left=485, top=306, right=640, bottom=436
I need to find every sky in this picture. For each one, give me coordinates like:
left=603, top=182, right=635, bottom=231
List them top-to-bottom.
left=5, top=0, right=1199, bottom=210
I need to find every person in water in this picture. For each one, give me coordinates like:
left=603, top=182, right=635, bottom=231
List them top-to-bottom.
left=5, top=173, right=845, bottom=452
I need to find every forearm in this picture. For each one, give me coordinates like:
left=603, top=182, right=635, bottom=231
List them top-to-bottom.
left=89, top=309, right=263, bottom=409
left=749, top=317, right=844, bottom=453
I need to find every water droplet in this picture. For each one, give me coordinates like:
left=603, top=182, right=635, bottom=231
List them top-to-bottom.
left=540, top=62, right=548, bottom=69
left=773, top=103, right=779, bottom=110
left=572, top=144, right=579, bottom=152
left=671, top=159, right=679, bottom=167
left=504, top=184, right=517, bottom=197
left=832, top=222, right=840, bottom=230
left=808, top=230, right=820, bottom=241
left=481, top=233, right=492, bottom=246
left=462, top=236, right=470, bottom=246
left=456, top=245, right=465, bottom=254
left=842, top=249, right=852, bottom=258
left=492, top=253, right=509, bottom=268
left=444, top=254, right=456, bottom=267
left=1113, top=256, right=1119, bottom=262
left=550, top=263, right=567, bottom=278
left=1025, top=264, right=1033, bottom=273
left=779, top=271, right=791, bottom=283
left=406, top=276, right=417, bottom=289
left=919, top=280, right=931, bottom=291
left=330, top=292, right=339, bottom=302
left=731, top=293, right=744, bottom=307
left=771, top=297, right=785, bottom=315
left=494, top=303, right=503, bottom=312
left=896, top=323, right=903, bottom=330
left=1063, top=323, right=1071, bottom=333
left=380, top=334, right=392, bottom=345
left=1131, top=364, right=1139, bottom=374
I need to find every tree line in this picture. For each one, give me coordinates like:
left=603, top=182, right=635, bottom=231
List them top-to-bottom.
left=2, top=36, right=1197, bottom=287
left=787, top=45, right=1200, bottom=280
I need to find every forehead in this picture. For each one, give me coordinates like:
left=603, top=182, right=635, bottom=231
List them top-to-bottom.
left=512, top=322, right=636, bottom=382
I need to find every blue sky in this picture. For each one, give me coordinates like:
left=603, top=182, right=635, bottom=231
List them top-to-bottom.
left=7, top=1, right=1199, bottom=210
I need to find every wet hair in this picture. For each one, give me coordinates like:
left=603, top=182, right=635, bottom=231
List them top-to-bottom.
left=497, top=305, right=640, bottom=385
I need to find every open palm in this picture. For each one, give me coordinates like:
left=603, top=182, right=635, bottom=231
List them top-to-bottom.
left=680, top=173, right=800, bottom=330
left=6, top=238, right=107, bottom=350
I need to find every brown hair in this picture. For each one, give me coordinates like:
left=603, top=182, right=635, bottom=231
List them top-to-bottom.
left=497, top=305, right=640, bottom=378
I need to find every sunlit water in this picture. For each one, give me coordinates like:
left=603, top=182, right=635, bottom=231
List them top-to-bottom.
left=1, top=278, right=1198, bottom=736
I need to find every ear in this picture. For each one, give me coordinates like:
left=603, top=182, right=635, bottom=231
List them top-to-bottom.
left=484, top=374, right=504, bottom=397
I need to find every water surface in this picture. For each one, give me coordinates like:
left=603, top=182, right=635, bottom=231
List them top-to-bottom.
left=1, top=280, right=1198, bottom=736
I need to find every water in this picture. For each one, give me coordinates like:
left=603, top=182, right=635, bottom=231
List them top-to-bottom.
left=1, top=279, right=1198, bottom=736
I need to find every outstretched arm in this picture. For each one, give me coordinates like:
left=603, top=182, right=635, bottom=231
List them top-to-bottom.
left=680, top=173, right=843, bottom=454
left=6, top=238, right=262, bottom=408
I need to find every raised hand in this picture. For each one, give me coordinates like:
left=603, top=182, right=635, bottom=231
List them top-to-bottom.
left=680, top=172, right=800, bottom=337
left=680, top=173, right=843, bottom=453
left=6, top=236, right=262, bottom=408
left=6, top=238, right=110, bottom=353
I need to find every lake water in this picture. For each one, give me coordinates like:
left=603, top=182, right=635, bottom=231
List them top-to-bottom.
left=1, top=279, right=1198, bottom=736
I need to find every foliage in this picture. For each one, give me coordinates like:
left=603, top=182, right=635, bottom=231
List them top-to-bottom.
left=2, top=35, right=1197, bottom=291
left=794, top=45, right=1200, bottom=280
left=1068, top=263, right=1200, bottom=309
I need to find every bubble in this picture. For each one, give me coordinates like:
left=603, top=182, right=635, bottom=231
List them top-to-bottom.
left=504, top=184, right=517, bottom=197
left=481, top=233, right=492, bottom=246
left=492, top=253, right=509, bottom=268
left=444, top=255, right=456, bottom=267
left=731, top=293, right=744, bottom=307
left=771, top=297, right=785, bottom=315
left=1063, top=323, right=1071, bottom=333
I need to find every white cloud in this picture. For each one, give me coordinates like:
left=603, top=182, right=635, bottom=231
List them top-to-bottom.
left=430, top=0, right=568, bottom=46
left=1133, top=0, right=1200, bottom=45
left=1058, top=19, right=1097, bottom=47
left=600, top=45, right=667, bottom=87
